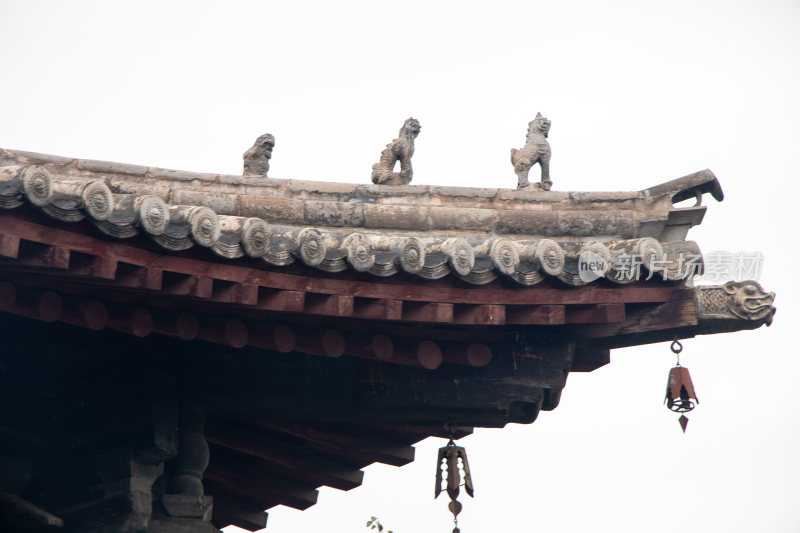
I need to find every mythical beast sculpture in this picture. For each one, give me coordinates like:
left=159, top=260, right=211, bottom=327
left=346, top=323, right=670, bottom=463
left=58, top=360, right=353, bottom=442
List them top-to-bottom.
left=511, top=112, right=552, bottom=190
left=371, top=118, right=421, bottom=186
left=243, top=133, right=275, bottom=177
left=697, top=281, right=776, bottom=325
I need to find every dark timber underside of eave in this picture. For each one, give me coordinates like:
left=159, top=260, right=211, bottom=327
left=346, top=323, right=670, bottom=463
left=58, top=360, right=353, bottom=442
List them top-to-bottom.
left=0, top=312, right=556, bottom=528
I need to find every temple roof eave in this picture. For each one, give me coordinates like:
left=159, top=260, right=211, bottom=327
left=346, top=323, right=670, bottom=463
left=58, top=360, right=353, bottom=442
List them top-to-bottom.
left=1, top=147, right=720, bottom=211
left=0, top=149, right=724, bottom=284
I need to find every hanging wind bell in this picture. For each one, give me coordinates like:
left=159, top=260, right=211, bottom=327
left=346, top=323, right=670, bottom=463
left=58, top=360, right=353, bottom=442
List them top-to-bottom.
left=664, top=339, right=699, bottom=433
left=435, top=422, right=474, bottom=533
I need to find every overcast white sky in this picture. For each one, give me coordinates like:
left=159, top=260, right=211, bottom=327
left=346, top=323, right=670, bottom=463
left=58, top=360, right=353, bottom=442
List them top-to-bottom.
left=2, top=1, right=798, bottom=532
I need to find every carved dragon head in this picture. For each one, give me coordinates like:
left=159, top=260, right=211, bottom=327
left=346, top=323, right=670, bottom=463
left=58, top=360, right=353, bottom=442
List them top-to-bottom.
left=528, top=112, right=551, bottom=138
left=401, top=117, right=421, bottom=138
left=254, top=133, right=275, bottom=150
left=723, top=281, right=776, bottom=325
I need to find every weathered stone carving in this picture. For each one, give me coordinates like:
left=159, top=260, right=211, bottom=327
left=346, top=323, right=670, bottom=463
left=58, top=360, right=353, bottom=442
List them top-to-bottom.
left=511, top=112, right=552, bottom=190
left=371, top=118, right=421, bottom=186
left=243, top=133, right=275, bottom=177
left=21, top=166, right=54, bottom=206
left=81, top=180, right=115, bottom=221
left=135, top=195, right=170, bottom=235
left=188, top=207, right=221, bottom=248
left=241, top=217, right=271, bottom=258
left=295, top=227, right=327, bottom=266
left=343, top=233, right=375, bottom=272
left=398, top=237, right=425, bottom=274
left=444, top=237, right=475, bottom=277
left=490, top=238, right=520, bottom=276
left=536, top=239, right=566, bottom=276
left=697, top=281, right=776, bottom=325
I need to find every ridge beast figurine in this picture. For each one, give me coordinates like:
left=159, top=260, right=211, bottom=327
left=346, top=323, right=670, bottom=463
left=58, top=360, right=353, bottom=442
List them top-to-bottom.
left=511, top=112, right=552, bottom=190
left=371, top=118, right=421, bottom=186
left=243, top=133, right=275, bottom=177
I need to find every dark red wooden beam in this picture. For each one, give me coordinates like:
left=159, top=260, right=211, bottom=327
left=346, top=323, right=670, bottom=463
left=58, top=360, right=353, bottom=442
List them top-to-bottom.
left=0, top=234, right=20, bottom=258
left=13, top=242, right=70, bottom=270
left=69, top=252, right=118, bottom=280
left=114, top=263, right=163, bottom=291
left=0, top=282, right=480, bottom=369
left=257, top=289, right=305, bottom=312
left=304, top=294, right=354, bottom=317
left=352, top=298, right=403, bottom=320
left=402, top=302, right=453, bottom=323
left=566, top=303, right=626, bottom=324
left=454, top=304, right=505, bottom=325
left=507, top=304, right=565, bottom=325
left=107, top=307, right=154, bottom=338
left=249, top=324, right=297, bottom=353
left=294, top=327, right=346, bottom=358
left=344, top=332, right=395, bottom=362
left=441, top=343, right=493, bottom=367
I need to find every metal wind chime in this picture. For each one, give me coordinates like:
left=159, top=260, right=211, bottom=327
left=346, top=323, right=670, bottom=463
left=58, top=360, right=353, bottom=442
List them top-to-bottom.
left=664, top=339, right=699, bottom=433
left=435, top=422, right=474, bottom=533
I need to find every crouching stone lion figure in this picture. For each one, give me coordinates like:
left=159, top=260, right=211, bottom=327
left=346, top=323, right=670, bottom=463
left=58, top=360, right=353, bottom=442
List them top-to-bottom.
left=511, top=112, right=552, bottom=190
left=371, top=118, right=421, bottom=186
